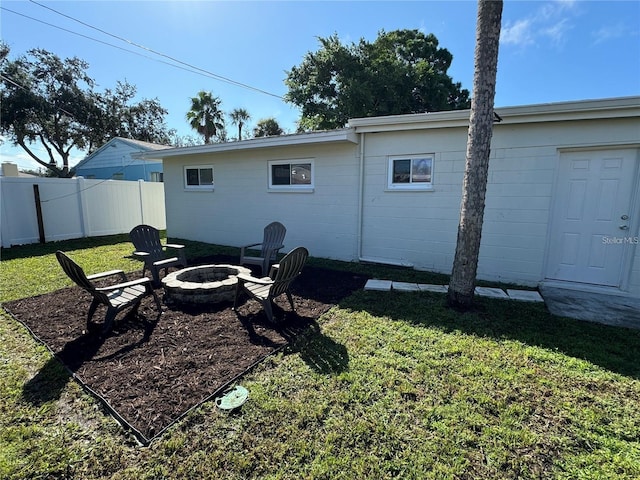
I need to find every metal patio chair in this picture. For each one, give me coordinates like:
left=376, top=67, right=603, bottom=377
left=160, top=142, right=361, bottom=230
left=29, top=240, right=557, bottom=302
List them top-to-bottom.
left=234, top=246, right=309, bottom=323
left=55, top=251, right=161, bottom=334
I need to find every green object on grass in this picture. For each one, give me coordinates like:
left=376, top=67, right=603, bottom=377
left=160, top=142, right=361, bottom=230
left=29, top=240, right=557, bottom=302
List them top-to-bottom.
left=215, top=386, right=248, bottom=410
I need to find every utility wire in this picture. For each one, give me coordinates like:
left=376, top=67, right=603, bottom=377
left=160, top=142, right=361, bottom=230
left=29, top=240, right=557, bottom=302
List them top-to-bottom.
left=27, top=0, right=284, bottom=99
left=2, top=7, right=239, bottom=84
left=0, top=73, right=78, bottom=118
left=38, top=152, right=154, bottom=203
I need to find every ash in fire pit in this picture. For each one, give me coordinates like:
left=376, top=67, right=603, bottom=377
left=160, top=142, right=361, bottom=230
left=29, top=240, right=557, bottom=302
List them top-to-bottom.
left=162, top=264, right=252, bottom=305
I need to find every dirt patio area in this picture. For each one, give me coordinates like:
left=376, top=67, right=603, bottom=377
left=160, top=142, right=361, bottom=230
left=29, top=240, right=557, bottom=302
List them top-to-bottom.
left=4, top=254, right=367, bottom=444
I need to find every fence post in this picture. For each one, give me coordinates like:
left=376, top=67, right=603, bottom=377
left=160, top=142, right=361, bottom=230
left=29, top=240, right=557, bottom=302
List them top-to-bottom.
left=77, top=177, right=90, bottom=237
left=138, top=179, right=145, bottom=225
left=33, top=184, right=46, bottom=243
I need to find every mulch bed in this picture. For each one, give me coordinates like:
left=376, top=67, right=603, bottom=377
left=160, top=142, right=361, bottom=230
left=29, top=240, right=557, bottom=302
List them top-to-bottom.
left=4, top=254, right=367, bottom=444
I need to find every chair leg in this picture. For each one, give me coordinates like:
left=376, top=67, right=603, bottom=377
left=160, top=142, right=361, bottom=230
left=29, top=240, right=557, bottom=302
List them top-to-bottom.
left=178, top=250, right=187, bottom=267
left=150, top=265, right=161, bottom=287
left=233, top=284, right=242, bottom=310
left=150, top=288, right=162, bottom=313
left=286, top=291, right=296, bottom=312
left=87, top=299, right=100, bottom=327
left=262, top=299, right=275, bottom=323
left=102, top=309, right=118, bottom=334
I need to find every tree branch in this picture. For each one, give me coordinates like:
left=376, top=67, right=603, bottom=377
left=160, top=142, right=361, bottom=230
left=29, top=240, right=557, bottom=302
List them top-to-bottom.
left=16, top=138, right=63, bottom=175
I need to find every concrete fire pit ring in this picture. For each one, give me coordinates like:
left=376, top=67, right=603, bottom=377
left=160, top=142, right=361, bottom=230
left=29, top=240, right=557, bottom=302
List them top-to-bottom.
left=162, top=264, right=252, bottom=305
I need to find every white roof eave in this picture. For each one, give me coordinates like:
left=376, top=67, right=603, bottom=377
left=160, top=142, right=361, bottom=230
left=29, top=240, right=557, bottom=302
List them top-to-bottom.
left=348, top=96, right=640, bottom=133
left=136, top=129, right=359, bottom=160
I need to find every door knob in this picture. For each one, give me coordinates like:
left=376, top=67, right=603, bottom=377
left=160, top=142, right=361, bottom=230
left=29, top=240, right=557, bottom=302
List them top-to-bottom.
left=619, top=225, right=629, bottom=230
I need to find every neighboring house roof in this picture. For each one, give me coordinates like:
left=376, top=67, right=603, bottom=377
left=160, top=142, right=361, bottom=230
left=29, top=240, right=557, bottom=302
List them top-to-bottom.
left=136, top=96, right=639, bottom=161
left=74, top=137, right=171, bottom=171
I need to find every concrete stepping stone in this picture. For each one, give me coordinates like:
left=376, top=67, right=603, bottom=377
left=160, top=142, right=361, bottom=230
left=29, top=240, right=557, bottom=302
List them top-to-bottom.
left=364, top=279, right=392, bottom=291
left=392, top=282, right=421, bottom=292
left=418, top=284, right=448, bottom=293
left=474, top=287, right=509, bottom=299
left=506, top=289, right=544, bottom=302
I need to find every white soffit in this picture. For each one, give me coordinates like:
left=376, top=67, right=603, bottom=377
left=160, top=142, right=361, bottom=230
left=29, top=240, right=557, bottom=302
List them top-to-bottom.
left=348, top=96, right=640, bottom=133
left=136, top=129, right=358, bottom=160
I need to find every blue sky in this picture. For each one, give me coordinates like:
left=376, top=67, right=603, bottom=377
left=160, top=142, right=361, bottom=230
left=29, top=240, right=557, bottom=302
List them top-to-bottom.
left=1, top=0, right=639, bottom=170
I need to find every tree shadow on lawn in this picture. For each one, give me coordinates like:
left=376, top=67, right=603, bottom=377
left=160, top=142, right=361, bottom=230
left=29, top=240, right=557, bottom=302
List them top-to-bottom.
left=1, top=234, right=134, bottom=261
left=340, top=289, right=640, bottom=379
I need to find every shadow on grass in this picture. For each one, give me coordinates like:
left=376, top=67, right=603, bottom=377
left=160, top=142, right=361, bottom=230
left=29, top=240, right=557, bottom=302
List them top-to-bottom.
left=1, top=234, right=133, bottom=261
left=1, top=234, right=230, bottom=263
left=340, top=289, right=640, bottom=379
left=235, top=302, right=350, bottom=375
left=281, top=319, right=349, bottom=375
left=22, top=356, right=72, bottom=406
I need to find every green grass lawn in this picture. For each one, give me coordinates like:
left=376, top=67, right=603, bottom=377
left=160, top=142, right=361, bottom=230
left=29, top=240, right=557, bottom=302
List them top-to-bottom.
left=1, top=235, right=639, bottom=479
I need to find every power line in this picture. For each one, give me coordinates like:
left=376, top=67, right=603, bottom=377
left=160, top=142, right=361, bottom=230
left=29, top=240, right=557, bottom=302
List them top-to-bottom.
left=27, top=0, right=284, bottom=99
left=1, top=7, right=250, bottom=86
left=0, top=73, right=76, bottom=117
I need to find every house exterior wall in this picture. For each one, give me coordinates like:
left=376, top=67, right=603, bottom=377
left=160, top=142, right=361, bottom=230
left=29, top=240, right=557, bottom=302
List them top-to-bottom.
left=158, top=98, right=639, bottom=298
left=360, top=116, right=640, bottom=293
left=75, top=141, right=163, bottom=181
left=162, top=142, right=361, bottom=261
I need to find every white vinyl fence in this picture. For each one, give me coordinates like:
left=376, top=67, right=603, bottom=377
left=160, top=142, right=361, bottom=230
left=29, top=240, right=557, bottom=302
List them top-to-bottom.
left=0, top=177, right=166, bottom=248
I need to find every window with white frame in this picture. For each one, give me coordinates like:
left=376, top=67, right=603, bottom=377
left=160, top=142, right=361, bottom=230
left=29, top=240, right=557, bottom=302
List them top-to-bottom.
left=387, top=155, right=434, bottom=190
left=268, top=159, right=314, bottom=191
left=184, top=165, right=214, bottom=190
left=150, top=171, right=163, bottom=182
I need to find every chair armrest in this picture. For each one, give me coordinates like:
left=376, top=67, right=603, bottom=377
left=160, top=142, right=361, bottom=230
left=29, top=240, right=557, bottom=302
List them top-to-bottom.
left=240, top=242, right=262, bottom=250
left=240, top=242, right=263, bottom=260
left=165, top=243, right=185, bottom=250
left=268, top=264, right=280, bottom=278
left=87, top=269, right=127, bottom=282
left=237, top=273, right=273, bottom=285
left=95, top=277, right=152, bottom=292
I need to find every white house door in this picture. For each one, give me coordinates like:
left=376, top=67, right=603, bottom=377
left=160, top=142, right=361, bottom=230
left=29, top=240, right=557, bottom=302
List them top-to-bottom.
left=546, top=149, right=638, bottom=287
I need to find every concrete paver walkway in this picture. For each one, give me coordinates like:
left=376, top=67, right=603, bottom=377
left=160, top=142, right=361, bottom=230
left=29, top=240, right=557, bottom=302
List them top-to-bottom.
left=364, top=279, right=640, bottom=330
left=363, top=280, right=544, bottom=302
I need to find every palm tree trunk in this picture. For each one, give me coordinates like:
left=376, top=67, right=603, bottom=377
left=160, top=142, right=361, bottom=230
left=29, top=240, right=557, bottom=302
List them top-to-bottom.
left=447, top=0, right=503, bottom=309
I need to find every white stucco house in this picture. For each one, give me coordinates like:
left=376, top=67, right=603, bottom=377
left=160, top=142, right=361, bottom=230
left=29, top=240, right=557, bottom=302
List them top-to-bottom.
left=138, top=96, right=640, bottom=299
left=75, top=137, right=170, bottom=181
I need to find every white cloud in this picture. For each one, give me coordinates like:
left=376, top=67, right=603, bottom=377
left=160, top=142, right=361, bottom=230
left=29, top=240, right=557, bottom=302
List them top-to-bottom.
left=501, top=0, right=578, bottom=48
left=541, top=18, right=573, bottom=46
left=501, top=19, right=535, bottom=46
left=592, top=23, right=639, bottom=45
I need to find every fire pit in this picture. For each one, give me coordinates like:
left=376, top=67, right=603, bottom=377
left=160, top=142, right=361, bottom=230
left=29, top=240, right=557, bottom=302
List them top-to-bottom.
left=162, top=264, right=252, bottom=305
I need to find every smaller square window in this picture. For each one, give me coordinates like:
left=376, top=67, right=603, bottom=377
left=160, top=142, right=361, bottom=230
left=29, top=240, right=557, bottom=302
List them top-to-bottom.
left=388, top=155, right=434, bottom=190
left=184, top=165, right=214, bottom=190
